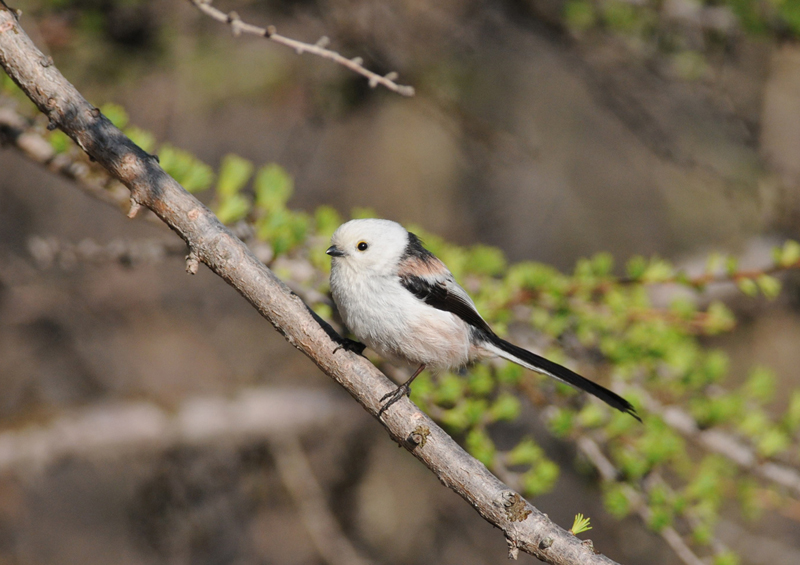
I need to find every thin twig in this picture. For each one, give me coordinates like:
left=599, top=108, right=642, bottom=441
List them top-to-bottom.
left=187, top=0, right=414, bottom=97
left=26, top=235, right=186, bottom=269
left=0, top=388, right=352, bottom=474
left=641, top=392, right=800, bottom=497
left=270, top=434, right=373, bottom=565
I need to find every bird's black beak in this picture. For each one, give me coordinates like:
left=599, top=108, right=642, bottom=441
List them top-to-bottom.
left=326, top=245, right=345, bottom=257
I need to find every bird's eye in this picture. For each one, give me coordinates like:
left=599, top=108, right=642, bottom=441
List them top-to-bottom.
left=357, top=241, right=369, bottom=251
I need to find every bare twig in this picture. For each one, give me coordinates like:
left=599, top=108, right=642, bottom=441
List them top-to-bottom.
left=187, top=0, right=414, bottom=97
left=0, top=8, right=616, bottom=564
left=0, top=105, right=131, bottom=210
left=27, top=235, right=186, bottom=269
left=0, top=388, right=352, bottom=473
left=654, top=400, right=800, bottom=497
left=271, top=434, right=373, bottom=565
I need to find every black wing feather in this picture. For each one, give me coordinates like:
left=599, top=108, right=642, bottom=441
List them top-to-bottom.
left=399, top=275, right=492, bottom=335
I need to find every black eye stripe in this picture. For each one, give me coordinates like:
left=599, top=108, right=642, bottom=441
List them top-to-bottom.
left=357, top=241, right=368, bottom=251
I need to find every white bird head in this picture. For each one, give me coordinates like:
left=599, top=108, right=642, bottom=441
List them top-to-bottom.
left=327, top=219, right=409, bottom=275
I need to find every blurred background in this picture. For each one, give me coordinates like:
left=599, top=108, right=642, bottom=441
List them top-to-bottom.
left=1, top=0, right=800, bottom=563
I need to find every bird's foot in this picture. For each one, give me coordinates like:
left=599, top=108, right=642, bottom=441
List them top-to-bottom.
left=333, top=338, right=366, bottom=356
left=377, top=383, right=411, bottom=418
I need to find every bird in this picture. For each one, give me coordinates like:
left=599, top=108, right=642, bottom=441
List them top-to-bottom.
left=326, top=218, right=640, bottom=421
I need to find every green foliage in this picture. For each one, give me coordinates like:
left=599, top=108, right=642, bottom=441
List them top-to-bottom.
left=563, top=0, right=800, bottom=51
left=564, top=0, right=596, bottom=32
left=100, top=103, right=129, bottom=129
left=125, top=126, right=156, bottom=153
left=47, top=130, right=72, bottom=154
left=158, top=144, right=215, bottom=193
left=214, top=154, right=254, bottom=224
left=217, top=154, right=254, bottom=198
left=773, top=239, right=800, bottom=267
left=464, top=244, right=507, bottom=276
left=744, top=366, right=776, bottom=404
left=785, top=390, right=800, bottom=431
left=466, top=427, right=496, bottom=466
left=520, top=458, right=560, bottom=497
left=603, top=483, right=631, bottom=518
left=570, top=513, right=592, bottom=535
left=713, top=551, right=741, bottom=565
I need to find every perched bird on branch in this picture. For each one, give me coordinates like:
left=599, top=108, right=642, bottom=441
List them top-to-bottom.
left=327, top=219, right=639, bottom=421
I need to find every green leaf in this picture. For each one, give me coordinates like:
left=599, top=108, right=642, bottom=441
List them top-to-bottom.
left=564, top=0, right=596, bottom=32
left=602, top=0, right=640, bottom=33
left=779, top=0, right=800, bottom=36
left=99, top=102, right=129, bottom=129
left=125, top=126, right=156, bottom=153
left=48, top=130, right=71, bottom=154
left=159, top=144, right=215, bottom=193
left=217, top=154, right=254, bottom=198
left=255, top=163, right=294, bottom=211
left=215, top=194, right=250, bottom=224
left=314, top=205, right=342, bottom=238
left=351, top=207, right=377, bottom=219
left=777, top=240, right=800, bottom=267
left=465, top=244, right=506, bottom=276
left=706, top=252, right=723, bottom=274
left=725, top=255, right=739, bottom=276
left=626, top=256, right=648, bottom=280
left=641, top=258, right=674, bottom=283
left=755, top=274, right=781, bottom=299
left=737, top=277, right=758, bottom=297
left=705, top=301, right=735, bottom=334
left=312, top=303, right=332, bottom=321
left=496, top=362, right=524, bottom=385
left=467, top=365, right=494, bottom=396
left=744, top=366, right=776, bottom=404
left=433, top=372, right=466, bottom=406
left=784, top=390, right=800, bottom=431
left=489, top=393, right=521, bottom=422
left=690, top=394, right=743, bottom=427
left=577, top=402, right=606, bottom=428
left=440, top=404, right=470, bottom=432
left=547, top=408, right=575, bottom=438
left=738, top=410, right=769, bottom=438
left=637, top=421, right=684, bottom=466
left=465, top=428, right=495, bottom=466
left=756, top=428, right=790, bottom=458
left=507, top=438, right=544, bottom=466
left=613, top=446, right=649, bottom=480
left=520, top=460, right=559, bottom=497
left=736, top=479, right=763, bottom=522
left=603, top=483, right=631, bottom=518
left=647, top=506, right=673, bottom=532
left=570, top=513, right=592, bottom=535
left=691, top=520, right=713, bottom=545
left=713, top=551, right=741, bottom=565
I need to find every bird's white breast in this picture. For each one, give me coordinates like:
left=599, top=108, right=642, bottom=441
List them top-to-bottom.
left=330, top=264, right=474, bottom=371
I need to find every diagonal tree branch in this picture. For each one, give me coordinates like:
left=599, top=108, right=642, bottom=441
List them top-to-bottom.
left=0, top=5, right=618, bottom=564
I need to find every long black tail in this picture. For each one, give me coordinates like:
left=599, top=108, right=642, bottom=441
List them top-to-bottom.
left=485, top=335, right=641, bottom=421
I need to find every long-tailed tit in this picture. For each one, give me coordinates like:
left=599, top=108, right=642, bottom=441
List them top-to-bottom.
left=327, top=219, right=639, bottom=421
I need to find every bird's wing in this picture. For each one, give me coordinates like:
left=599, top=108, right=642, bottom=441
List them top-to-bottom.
left=399, top=272, right=493, bottom=335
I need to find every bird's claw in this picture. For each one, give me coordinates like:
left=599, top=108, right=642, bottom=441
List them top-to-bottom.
left=333, top=338, right=366, bottom=356
left=377, top=384, right=411, bottom=418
